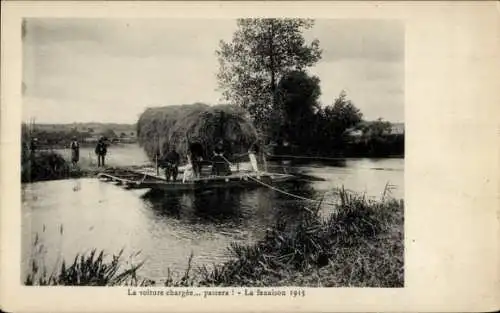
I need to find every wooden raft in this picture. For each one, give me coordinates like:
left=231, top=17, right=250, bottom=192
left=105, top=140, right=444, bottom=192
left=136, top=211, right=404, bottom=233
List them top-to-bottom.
left=96, top=168, right=296, bottom=192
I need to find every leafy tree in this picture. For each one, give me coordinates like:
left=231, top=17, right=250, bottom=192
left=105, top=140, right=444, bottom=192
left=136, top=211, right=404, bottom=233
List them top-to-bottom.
left=216, top=18, right=322, bottom=133
left=274, top=70, right=321, bottom=145
left=325, top=90, right=362, bottom=136
left=313, top=91, right=363, bottom=151
left=351, top=118, right=393, bottom=156
left=359, top=118, right=392, bottom=139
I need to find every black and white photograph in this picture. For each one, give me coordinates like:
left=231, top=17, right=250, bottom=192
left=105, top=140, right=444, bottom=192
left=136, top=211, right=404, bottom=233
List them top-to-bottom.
left=20, top=18, right=405, bottom=288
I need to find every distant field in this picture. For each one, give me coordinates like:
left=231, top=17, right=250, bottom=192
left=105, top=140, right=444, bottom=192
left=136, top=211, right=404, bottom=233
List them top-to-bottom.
left=29, top=122, right=137, bottom=139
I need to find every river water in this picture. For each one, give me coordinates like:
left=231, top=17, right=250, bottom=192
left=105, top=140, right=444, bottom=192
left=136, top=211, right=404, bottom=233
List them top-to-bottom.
left=21, top=158, right=403, bottom=283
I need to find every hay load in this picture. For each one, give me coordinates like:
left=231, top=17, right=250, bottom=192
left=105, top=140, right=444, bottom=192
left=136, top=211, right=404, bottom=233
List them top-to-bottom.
left=137, top=103, right=258, bottom=163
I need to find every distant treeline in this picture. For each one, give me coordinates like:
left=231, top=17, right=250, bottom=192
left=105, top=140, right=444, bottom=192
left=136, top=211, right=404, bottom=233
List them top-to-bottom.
left=266, top=94, right=405, bottom=159
left=31, top=122, right=136, bottom=134
left=289, top=132, right=405, bottom=159
left=344, top=133, right=404, bottom=158
left=269, top=134, right=404, bottom=160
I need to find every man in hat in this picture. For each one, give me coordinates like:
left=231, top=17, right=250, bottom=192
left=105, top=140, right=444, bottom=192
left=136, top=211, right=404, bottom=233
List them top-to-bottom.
left=70, top=136, right=80, bottom=166
left=95, top=137, right=107, bottom=167
left=211, top=139, right=231, bottom=176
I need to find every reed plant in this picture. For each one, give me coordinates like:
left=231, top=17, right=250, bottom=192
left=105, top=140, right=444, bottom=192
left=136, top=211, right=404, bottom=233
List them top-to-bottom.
left=24, top=227, right=150, bottom=286
left=163, top=253, right=197, bottom=287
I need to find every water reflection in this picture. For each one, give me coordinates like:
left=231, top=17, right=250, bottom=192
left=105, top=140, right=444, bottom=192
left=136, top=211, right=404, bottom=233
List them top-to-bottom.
left=142, top=188, right=247, bottom=225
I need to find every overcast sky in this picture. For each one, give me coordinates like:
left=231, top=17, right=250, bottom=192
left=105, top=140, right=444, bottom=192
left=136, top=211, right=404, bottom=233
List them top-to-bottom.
left=23, top=19, right=404, bottom=124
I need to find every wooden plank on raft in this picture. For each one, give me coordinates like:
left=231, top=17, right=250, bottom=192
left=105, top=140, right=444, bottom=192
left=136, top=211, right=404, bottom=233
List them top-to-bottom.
left=98, top=173, right=138, bottom=185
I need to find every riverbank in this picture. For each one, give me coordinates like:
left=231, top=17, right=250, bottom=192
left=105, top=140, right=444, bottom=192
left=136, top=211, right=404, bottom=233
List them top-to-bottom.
left=21, top=145, right=152, bottom=183
left=22, top=145, right=404, bottom=184
left=21, top=151, right=102, bottom=183
left=25, top=187, right=404, bottom=287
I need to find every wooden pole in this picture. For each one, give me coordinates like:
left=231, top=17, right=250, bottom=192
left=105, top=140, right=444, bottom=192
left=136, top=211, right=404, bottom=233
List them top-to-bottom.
left=156, top=135, right=160, bottom=176
left=155, top=154, right=159, bottom=176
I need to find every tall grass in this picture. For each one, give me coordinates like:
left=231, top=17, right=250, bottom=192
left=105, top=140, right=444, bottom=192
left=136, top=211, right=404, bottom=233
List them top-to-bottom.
left=189, top=187, right=403, bottom=287
left=25, top=228, right=152, bottom=286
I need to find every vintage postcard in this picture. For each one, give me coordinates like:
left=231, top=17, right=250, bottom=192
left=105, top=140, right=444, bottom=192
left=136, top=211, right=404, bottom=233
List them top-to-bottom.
left=1, top=1, right=499, bottom=312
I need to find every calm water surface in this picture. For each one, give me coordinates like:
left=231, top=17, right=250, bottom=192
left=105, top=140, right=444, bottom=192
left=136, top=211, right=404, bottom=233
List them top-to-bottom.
left=22, top=158, right=403, bottom=282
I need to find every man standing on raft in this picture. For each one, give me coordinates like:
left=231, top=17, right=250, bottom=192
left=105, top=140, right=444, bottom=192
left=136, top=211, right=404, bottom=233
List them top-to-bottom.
left=211, top=139, right=231, bottom=176
left=188, top=141, right=204, bottom=178
left=161, top=147, right=180, bottom=182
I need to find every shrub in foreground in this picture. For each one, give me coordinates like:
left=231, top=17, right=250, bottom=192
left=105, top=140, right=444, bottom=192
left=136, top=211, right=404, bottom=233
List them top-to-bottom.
left=21, top=151, right=70, bottom=183
left=196, top=187, right=404, bottom=287
left=25, top=230, right=151, bottom=286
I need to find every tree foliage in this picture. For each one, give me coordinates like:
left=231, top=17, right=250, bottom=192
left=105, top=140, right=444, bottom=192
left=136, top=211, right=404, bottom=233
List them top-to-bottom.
left=216, top=18, right=322, bottom=133
left=274, top=70, right=322, bottom=145
left=309, top=91, right=363, bottom=153
left=321, top=91, right=362, bottom=137
left=358, top=118, right=392, bottom=139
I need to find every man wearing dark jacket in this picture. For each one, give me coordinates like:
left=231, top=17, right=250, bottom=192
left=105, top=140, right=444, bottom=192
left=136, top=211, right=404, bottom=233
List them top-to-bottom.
left=70, top=137, right=80, bottom=166
left=95, top=137, right=107, bottom=167
left=211, top=139, right=231, bottom=176
left=189, top=142, right=204, bottom=178
left=162, top=147, right=180, bottom=181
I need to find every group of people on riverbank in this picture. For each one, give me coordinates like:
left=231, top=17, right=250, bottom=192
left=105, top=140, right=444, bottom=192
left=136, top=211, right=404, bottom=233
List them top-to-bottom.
left=67, top=136, right=108, bottom=168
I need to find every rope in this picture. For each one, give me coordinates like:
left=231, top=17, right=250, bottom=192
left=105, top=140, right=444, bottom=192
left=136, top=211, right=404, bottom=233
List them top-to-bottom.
left=215, top=150, right=390, bottom=207
left=265, top=153, right=348, bottom=161
left=266, top=153, right=404, bottom=162
left=217, top=154, right=338, bottom=207
left=219, top=154, right=233, bottom=167
left=244, top=174, right=334, bottom=204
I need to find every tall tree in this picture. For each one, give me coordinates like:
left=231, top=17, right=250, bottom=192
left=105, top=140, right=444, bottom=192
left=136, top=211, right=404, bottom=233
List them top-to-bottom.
left=216, top=18, right=322, bottom=134
left=275, top=70, right=321, bottom=145
left=313, top=90, right=363, bottom=151
left=328, top=90, right=363, bottom=131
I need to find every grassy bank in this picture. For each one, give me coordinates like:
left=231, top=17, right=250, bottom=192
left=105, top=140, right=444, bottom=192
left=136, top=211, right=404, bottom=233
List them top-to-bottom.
left=21, top=144, right=151, bottom=183
left=21, top=151, right=102, bottom=183
left=193, top=187, right=403, bottom=287
left=25, top=188, right=404, bottom=287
